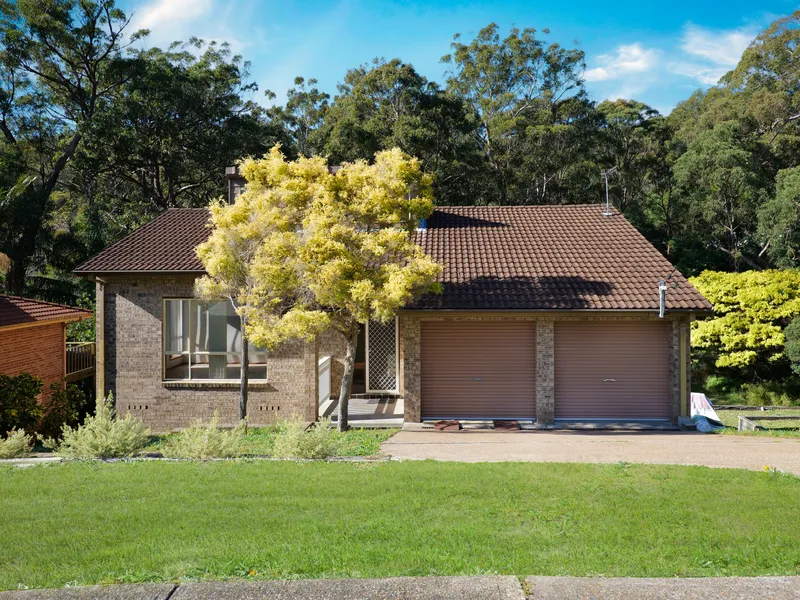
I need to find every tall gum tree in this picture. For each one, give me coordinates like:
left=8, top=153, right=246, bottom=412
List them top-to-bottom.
left=0, top=0, right=137, bottom=294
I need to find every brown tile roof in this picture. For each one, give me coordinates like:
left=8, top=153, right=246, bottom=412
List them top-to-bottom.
left=74, top=204, right=711, bottom=312
left=411, top=205, right=711, bottom=311
left=73, top=209, right=209, bottom=274
left=0, top=296, right=92, bottom=329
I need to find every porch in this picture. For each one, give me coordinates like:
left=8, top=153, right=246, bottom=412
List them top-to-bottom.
left=320, top=395, right=404, bottom=428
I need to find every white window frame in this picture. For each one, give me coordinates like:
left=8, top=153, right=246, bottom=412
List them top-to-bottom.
left=162, top=298, right=267, bottom=382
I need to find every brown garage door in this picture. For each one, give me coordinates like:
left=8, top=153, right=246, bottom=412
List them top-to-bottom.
left=421, top=321, right=536, bottom=419
left=555, top=321, right=670, bottom=419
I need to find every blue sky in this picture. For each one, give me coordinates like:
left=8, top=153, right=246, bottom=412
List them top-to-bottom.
left=120, top=0, right=797, bottom=115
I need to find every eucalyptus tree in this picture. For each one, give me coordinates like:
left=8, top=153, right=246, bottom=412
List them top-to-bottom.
left=0, top=0, right=138, bottom=294
left=441, top=23, right=586, bottom=204
left=315, top=58, right=481, bottom=205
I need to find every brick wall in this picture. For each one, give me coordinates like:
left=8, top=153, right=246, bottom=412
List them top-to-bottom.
left=101, top=275, right=317, bottom=432
left=401, top=312, right=691, bottom=424
left=0, top=322, right=65, bottom=402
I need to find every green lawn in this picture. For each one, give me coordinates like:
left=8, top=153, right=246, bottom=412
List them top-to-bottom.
left=715, top=410, right=800, bottom=438
left=1, top=461, right=799, bottom=590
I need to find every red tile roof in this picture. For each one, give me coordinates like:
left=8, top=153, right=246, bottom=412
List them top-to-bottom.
left=74, top=205, right=711, bottom=312
left=411, top=205, right=710, bottom=311
left=74, top=209, right=210, bottom=274
left=0, top=296, right=92, bottom=329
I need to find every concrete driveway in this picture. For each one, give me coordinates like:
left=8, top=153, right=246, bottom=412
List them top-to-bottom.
left=381, top=430, right=800, bottom=475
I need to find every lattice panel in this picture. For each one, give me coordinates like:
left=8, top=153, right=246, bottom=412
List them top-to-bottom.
left=367, top=319, right=397, bottom=391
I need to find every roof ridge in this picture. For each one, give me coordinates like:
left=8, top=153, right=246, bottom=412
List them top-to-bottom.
left=433, top=204, right=610, bottom=211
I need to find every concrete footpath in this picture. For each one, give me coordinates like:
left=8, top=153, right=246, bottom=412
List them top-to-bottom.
left=381, top=430, right=800, bottom=475
left=3, top=576, right=800, bottom=600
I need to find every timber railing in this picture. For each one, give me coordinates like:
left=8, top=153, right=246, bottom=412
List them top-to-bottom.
left=66, top=341, right=95, bottom=381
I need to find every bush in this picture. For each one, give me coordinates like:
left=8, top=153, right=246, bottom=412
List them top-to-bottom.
left=785, top=317, right=800, bottom=375
left=0, top=373, right=43, bottom=434
left=739, top=382, right=798, bottom=407
left=38, top=383, right=86, bottom=440
left=55, top=395, right=151, bottom=459
left=163, top=412, right=245, bottom=459
left=271, top=416, right=340, bottom=459
left=0, top=429, right=33, bottom=459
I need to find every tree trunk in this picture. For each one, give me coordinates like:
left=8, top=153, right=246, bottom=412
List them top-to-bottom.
left=4, top=133, right=82, bottom=295
left=7, top=260, right=26, bottom=296
left=239, top=330, right=249, bottom=423
left=336, top=330, right=359, bottom=432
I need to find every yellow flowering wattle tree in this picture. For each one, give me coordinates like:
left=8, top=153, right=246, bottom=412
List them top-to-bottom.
left=198, top=145, right=441, bottom=429
left=194, top=149, right=331, bottom=420
left=689, top=270, right=800, bottom=379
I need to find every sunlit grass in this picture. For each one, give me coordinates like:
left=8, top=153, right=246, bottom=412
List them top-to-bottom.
left=1, top=460, right=798, bottom=590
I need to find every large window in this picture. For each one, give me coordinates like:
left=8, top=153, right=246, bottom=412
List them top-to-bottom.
left=163, top=299, right=267, bottom=381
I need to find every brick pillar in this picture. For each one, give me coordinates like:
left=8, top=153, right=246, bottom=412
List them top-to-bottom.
left=402, top=315, right=421, bottom=422
left=669, top=317, right=691, bottom=423
left=536, top=320, right=555, bottom=424
left=304, top=337, right=319, bottom=422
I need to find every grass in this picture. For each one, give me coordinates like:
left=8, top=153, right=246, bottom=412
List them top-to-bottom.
left=715, top=409, right=800, bottom=438
left=105, top=427, right=397, bottom=458
left=1, top=461, right=799, bottom=590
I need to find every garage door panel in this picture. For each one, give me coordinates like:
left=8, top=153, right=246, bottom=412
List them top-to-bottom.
left=421, top=321, right=536, bottom=419
left=555, top=321, right=669, bottom=419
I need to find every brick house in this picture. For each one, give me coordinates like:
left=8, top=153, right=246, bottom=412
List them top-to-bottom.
left=75, top=181, right=711, bottom=432
left=0, top=296, right=93, bottom=401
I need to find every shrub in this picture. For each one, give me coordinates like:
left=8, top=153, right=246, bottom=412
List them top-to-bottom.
left=785, top=317, right=800, bottom=375
left=0, top=373, right=43, bottom=434
left=740, top=382, right=798, bottom=407
left=38, top=383, right=86, bottom=440
left=55, top=395, right=151, bottom=459
left=163, top=412, right=245, bottom=459
left=271, top=416, right=340, bottom=459
left=0, top=429, right=33, bottom=459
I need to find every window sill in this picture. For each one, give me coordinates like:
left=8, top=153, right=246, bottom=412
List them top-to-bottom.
left=162, top=380, right=270, bottom=390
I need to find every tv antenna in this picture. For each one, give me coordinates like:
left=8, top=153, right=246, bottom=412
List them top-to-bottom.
left=601, top=166, right=618, bottom=216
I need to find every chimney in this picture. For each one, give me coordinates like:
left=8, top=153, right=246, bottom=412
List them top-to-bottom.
left=226, top=166, right=246, bottom=204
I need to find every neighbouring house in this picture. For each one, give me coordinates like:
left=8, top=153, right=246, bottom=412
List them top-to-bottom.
left=74, top=172, right=711, bottom=432
left=0, top=296, right=94, bottom=401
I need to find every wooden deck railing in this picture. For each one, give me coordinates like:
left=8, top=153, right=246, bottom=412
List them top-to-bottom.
left=66, top=341, right=95, bottom=381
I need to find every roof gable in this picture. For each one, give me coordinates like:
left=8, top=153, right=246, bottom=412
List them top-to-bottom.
left=74, top=209, right=209, bottom=274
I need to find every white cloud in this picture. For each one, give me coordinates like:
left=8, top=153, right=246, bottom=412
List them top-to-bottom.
left=128, top=0, right=248, bottom=56
left=131, top=0, right=212, bottom=31
left=581, top=22, right=762, bottom=111
left=667, top=24, right=758, bottom=85
left=680, top=24, right=754, bottom=67
left=584, top=43, right=659, bottom=82
left=669, top=62, right=728, bottom=85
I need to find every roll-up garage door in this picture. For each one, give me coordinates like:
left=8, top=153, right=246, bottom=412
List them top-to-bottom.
left=421, top=321, right=536, bottom=419
left=554, top=321, right=669, bottom=419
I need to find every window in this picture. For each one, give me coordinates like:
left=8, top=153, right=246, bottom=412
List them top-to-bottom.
left=163, top=299, right=267, bottom=381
